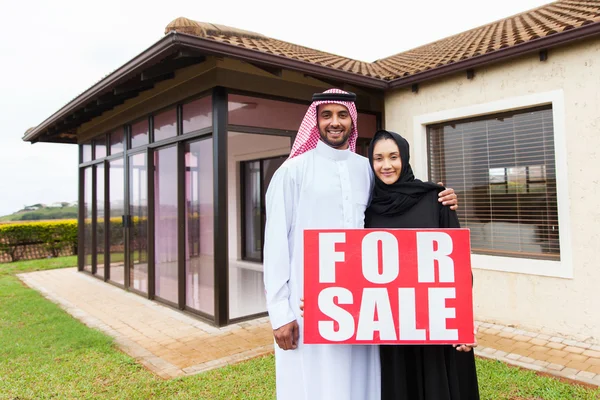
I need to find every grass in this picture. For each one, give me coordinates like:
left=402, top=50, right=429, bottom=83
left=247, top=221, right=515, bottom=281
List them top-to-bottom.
left=0, top=257, right=275, bottom=399
left=1, top=257, right=599, bottom=399
left=477, top=358, right=600, bottom=399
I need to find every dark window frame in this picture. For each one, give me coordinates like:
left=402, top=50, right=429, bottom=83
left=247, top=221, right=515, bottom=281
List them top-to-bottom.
left=240, top=154, right=288, bottom=262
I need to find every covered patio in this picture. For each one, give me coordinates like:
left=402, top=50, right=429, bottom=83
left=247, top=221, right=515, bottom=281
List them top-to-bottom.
left=23, top=19, right=383, bottom=327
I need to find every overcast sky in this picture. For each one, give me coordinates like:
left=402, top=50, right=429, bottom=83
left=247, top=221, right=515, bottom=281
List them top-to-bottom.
left=0, top=0, right=552, bottom=216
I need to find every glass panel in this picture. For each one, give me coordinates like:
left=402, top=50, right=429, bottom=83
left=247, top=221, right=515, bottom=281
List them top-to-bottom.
left=228, top=94, right=306, bottom=131
left=182, top=97, right=212, bottom=134
left=154, top=108, right=177, bottom=142
left=357, top=112, right=378, bottom=138
left=131, top=119, right=149, bottom=148
left=110, top=128, right=124, bottom=154
left=228, top=132, right=292, bottom=319
left=94, top=135, right=107, bottom=159
left=185, top=138, right=214, bottom=315
left=82, top=142, right=92, bottom=163
left=154, top=146, right=178, bottom=303
left=129, top=153, right=148, bottom=293
left=241, top=156, right=287, bottom=262
left=263, top=157, right=286, bottom=199
left=109, top=158, right=125, bottom=285
left=243, top=161, right=261, bottom=261
left=95, top=164, right=105, bottom=277
left=83, top=167, right=93, bottom=272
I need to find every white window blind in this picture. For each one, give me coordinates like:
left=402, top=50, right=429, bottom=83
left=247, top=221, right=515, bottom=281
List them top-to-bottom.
left=427, top=107, right=559, bottom=260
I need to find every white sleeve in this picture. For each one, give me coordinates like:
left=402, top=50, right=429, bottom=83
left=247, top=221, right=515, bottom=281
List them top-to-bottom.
left=263, top=166, right=297, bottom=330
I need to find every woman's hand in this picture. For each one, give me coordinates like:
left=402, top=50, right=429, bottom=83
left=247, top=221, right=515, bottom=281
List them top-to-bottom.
left=437, top=182, right=458, bottom=210
left=299, top=297, right=304, bottom=317
left=453, top=322, right=478, bottom=352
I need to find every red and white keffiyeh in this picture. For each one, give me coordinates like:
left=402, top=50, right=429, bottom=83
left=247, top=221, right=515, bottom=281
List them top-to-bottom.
left=288, top=88, right=358, bottom=158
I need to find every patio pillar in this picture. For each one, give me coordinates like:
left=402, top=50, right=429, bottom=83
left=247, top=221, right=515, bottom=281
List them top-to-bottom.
left=212, top=86, right=229, bottom=326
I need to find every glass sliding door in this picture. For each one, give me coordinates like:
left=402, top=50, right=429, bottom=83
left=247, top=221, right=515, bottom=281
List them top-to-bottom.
left=227, top=132, right=291, bottom=319
left=185, top=138, right=214, bottom=315
left=154, top=146, right=178, bottom=303
left=129, top=153, right=149, bottom=293
left=108, top=158, right=125, bottom=285
left=242, top=160, right=261, bottom=261
left=95, top=163, right=105, bottom=278
left=83, top=167, right=93, bottom=272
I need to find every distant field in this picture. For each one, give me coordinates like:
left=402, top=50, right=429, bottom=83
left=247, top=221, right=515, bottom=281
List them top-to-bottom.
left=0, top=206, right=78, bottom=222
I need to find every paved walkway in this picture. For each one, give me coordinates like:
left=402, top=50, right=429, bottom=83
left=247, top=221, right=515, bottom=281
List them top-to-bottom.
left=19, top=268, right=600, bottom=387
left=19, top=268, right=273, bottom=379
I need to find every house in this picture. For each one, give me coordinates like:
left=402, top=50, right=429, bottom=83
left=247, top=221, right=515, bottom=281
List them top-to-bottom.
left=23, top=0, right=600, bottom=340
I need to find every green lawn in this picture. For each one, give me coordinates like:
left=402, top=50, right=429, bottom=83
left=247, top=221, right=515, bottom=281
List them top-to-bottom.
left=1, top=257, right=599, bottom=399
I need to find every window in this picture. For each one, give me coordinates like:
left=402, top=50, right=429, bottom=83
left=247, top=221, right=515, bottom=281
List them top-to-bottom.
left=229, top=94, right=306, bottom=131
left=183, top=96, right=212, bottom=134
left=427, top=107, right=559, bottom=260
left=153, top=108, right=177, bottom=142
left=130, top=119, right=149, bottom=148
left=110, top=128, right=124, bottom=155
left=94, top=135, right=107, bottom=159
left=81, top=142, right=92, bottom=163
left=241, top=155, right=287, bottom=261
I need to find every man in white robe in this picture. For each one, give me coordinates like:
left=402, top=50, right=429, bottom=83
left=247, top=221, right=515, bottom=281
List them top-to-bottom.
left=263, top=89, right=457, bottom=400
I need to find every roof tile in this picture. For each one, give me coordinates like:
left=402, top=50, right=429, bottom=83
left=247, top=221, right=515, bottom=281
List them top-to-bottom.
left=165, top=0, right=600, bottom=82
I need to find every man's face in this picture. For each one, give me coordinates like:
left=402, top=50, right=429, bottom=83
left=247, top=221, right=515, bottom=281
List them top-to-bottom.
left=317, top=103, right=353, bottom=150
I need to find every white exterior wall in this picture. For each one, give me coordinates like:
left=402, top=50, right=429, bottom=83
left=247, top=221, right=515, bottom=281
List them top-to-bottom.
left=384, top=38, right=600, bottom=342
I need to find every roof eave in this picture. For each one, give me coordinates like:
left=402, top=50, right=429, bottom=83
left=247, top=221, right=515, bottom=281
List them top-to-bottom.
left=388, top=21, right=600, bottom=89
left=24, top=32, right=387, bottom=144
left=174, top=32, right=388, bottom=90
left=23, top=33, right=182, bottom=143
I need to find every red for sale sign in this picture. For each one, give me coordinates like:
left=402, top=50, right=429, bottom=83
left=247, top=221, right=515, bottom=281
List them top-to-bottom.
left=303, top=229, right=474, bottom=345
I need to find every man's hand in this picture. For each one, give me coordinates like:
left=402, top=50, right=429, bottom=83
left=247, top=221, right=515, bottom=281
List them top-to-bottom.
left=437, top=182, right=458, bottom=211
left=273, top=320, right=300, bottom=350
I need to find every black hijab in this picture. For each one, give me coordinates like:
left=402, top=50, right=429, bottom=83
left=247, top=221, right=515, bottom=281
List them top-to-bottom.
left=367, top=130, right=442, bottom=216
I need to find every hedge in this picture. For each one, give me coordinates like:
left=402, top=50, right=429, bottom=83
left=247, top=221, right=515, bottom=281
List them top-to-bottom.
left=0, top=215, right=195, bottom=263
left=0, top=220, right=78, bottom=262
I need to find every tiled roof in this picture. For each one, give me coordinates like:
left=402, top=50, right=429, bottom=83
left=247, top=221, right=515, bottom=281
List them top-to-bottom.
left=166, top=0, right=600, bottom=82
left=375, top=0, right=600, bottom=80
left=164, top=18, right=390, bottom=79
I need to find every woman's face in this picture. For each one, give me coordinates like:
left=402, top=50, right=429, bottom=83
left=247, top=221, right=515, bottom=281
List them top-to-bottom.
left=372, top=138, right=402, bottom=185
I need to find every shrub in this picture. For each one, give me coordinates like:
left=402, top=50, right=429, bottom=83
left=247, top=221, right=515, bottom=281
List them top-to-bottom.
left=0, top=220, right=78, bottom=262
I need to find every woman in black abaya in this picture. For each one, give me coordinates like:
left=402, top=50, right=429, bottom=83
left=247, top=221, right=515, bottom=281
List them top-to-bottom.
left=365, top=130, right=479, bottom=400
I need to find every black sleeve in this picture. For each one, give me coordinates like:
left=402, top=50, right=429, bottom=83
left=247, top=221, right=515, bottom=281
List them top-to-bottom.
left=438, top=200, right=473, bottom=286
left=439, top=201, right=460, bottom=229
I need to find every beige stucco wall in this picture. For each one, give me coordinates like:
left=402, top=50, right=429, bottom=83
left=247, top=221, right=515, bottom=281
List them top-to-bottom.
left=384, top=37, right=600, bottom=342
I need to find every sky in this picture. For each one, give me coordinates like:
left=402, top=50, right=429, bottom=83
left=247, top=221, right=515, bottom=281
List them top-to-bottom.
left=0, top=0, right=553, bottom=216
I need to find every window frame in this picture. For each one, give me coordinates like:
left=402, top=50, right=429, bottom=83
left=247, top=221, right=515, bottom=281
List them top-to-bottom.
left=412, top=90, right=572, bottom=279
left=427, top=105, right=559, bottom=261
left=240, top=154, right=288, bottom=262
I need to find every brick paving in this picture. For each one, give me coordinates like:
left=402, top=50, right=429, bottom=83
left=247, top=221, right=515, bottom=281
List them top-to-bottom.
left=18, top=268, right=600, bottom=386
left=19, top=268, right=274, bottom=379
left=475, top=323, right=600, bottom=387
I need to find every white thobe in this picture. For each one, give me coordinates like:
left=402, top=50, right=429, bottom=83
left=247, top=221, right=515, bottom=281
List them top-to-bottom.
left=264, top=140, right=380, bottom=400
